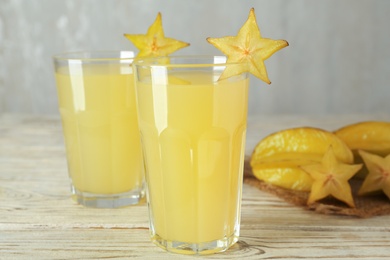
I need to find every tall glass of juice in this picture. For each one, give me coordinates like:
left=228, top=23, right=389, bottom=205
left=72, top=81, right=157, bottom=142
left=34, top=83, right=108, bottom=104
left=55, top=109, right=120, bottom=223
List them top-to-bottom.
left=53, top=51, right=144, bottom=208
left=133, top=56, right=249, bottom=254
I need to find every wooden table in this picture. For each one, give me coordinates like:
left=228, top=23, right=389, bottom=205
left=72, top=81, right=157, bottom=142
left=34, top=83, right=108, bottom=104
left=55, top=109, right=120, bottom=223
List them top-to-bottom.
left=1, top=114, right=390, bottom=259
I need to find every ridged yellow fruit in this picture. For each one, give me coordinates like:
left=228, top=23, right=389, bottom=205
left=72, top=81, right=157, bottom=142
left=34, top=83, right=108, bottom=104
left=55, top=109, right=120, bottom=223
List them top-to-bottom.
left=334, top=121, right=390, bottom=178
left=334, top=121, right=390, bottom=157
left=250, top=127, right=354, bottom=191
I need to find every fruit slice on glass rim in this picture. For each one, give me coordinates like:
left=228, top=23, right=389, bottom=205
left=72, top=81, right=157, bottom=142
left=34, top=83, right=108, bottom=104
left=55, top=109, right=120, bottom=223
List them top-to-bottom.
left=207, top=8, right=289, bottom=83
left=124, top=12, right=190, bottom=58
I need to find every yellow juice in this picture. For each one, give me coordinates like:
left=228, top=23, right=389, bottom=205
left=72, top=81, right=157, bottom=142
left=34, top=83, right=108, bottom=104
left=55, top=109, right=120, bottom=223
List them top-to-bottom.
left=55, top=64, right=143, bottom=195
left=136, top=71, right=249, bottom=244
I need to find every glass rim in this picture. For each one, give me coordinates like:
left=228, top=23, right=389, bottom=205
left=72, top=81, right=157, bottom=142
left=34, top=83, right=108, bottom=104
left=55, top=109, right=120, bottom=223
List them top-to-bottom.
left=52, top=50, right=136, bottom=62
left=132, top=55, right=242, bottom=68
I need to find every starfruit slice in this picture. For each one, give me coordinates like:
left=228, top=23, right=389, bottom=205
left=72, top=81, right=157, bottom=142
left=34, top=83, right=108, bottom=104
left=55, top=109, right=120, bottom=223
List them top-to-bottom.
left=207, top=8, right=288, bottom=83
left=124, top=12, right=189, bottom=58
left=301, top=147, right=362, bottom=208
left=358, top=150, right=390, bottom=199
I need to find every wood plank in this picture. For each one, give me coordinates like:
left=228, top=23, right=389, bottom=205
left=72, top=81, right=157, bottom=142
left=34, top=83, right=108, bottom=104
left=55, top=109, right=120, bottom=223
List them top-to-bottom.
left=1, top=114, right=390, bottom=259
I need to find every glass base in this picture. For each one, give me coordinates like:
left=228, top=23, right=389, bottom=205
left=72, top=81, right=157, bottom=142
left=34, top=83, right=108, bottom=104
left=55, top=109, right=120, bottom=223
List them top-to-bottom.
left=70, top=185, right=145, bottom=208
left=151, top=232, right=239, bottom=255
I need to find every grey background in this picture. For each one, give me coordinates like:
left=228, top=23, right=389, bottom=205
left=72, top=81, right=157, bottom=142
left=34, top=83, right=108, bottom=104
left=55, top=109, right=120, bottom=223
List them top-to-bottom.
left=1, top=0, right=389, bottom=116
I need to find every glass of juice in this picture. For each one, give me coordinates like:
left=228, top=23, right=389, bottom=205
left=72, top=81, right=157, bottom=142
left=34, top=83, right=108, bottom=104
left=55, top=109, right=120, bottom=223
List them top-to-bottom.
left=53, top=51, right=144, bottom=208
left=133, top=56, right=249, bottom=255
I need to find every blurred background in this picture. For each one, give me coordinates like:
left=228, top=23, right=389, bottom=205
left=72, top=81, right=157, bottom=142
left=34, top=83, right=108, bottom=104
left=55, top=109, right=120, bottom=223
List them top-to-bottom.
left=0, top=0, right=389, bottom=116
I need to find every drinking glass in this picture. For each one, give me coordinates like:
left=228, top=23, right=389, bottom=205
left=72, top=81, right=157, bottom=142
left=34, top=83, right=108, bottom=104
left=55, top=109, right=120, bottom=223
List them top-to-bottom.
left=53, top=51, right=144, bottom=208
left=133, top=56, right=249, bottom=254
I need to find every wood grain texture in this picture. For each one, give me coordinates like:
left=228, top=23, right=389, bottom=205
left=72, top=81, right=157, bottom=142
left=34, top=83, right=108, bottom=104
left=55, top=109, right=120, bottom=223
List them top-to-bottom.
left=1, top=114, right=390, bottom=259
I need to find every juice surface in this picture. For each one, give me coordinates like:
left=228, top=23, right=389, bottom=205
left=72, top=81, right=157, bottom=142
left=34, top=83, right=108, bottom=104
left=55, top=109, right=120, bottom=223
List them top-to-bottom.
left=55, top=64, right=143, bottom=194
left=136, top=71, right=249, bottom=243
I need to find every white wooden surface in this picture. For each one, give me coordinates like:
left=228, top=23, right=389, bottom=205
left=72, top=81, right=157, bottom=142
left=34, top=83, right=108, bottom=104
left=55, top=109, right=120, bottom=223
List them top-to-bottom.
left=1, top=0, right=390, bottom=115
left=1, top=114, right=390, bottom=259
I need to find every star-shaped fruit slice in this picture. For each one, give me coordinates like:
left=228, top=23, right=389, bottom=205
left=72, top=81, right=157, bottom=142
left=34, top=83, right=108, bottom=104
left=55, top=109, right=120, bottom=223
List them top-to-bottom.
left=207, top=8, right=288, bottom=83
left=124, top=12, right=189, bottom=57
left=300, top=147, right=362, bottom=208
left=358, top=150, right=390, bottom=199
